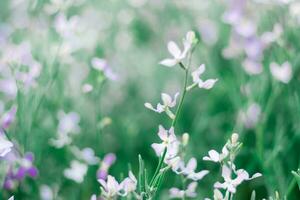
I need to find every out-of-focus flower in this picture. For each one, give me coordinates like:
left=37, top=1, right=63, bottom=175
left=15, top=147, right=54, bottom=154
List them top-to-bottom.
left=290, top=2, right=300, bottom=23
left=199, top=20, right=219, bottom=46
left=261, top=24, right=283, bottom=45
left=160, top=31, right=195, bottom=67
left=91, top=57, right=118, bottom=81
left=242, top=59, right=263, bottom=75
left=270, top=61, right=292, bottom=83
left=187, top=64, right=218, bottom=90
left=0, top=78, right=18, bottom=99
left=82, top=83, right=93, bottom=93
left=144, top=92, right=179, bottom=119
left=239, top=103, right=261, bottom=129
left=1, top=105, right=17, bottom=129
left=57, top=111, right=80, bottom=135
left=151, top=126, right=179, bottom=160
left=49, top=132, right=72, bottom=148
left=0, top=136, right=13, bottom=157
left=71, top=146, right=100, bottom=165
left=203, top=146, right=229, bottom=163
left=4, top=152, right=38, bottom=190
left=97, top=153, right=116, bottom=180
left=180, top=158, right=209, bottom=181
left=64, top=160, right=88, bottom=183
left=214, top=165, right=262, bottom=193
left=119, top=171, right=137, bottom=195
left=99, top=175, right=121, bottom=199
left=169, top=182, right=198, bottom=199
left=40, top=185, right=54, bottom=200
left=8, top=197, right=14, bottom=200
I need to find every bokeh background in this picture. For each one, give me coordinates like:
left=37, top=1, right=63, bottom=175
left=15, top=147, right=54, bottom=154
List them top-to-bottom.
left=0, top=0, right=300, bottom=199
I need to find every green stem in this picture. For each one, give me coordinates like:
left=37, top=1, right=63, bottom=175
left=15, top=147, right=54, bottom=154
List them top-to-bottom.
left=148, top=62, right=189, bottom=195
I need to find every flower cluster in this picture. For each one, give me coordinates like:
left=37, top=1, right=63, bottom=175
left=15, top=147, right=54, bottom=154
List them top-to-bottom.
left=203, top=133, right=262, bottom=199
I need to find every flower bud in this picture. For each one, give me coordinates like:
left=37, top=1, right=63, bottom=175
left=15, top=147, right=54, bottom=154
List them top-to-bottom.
left=182, top=133, right=189, bottom=146
left=231, top=133, right=239, bottom=145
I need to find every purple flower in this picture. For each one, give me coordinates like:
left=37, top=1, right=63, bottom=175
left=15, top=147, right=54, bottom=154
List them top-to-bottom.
left=1, top=105, right=17, bottom=129
left=97, top=153, right=116, bottom=180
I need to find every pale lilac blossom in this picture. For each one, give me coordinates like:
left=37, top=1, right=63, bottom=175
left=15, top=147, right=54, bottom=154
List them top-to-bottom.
left=159, top=31, right=195, bottom=67
left=91, top=57, right=118, bottom=81
left=270, top=61, right=292, bottom=84
left=187, top=64, right=218, bottom=90
left=144, top=92, right=179, bottom=119
left=239, top=103, right=261, bottom=129
left=1, top=105, right=17, bottom=129
left=0, top=136, right=13, bottom=157
left=71, top=146, right=100, bottom=165
left=203, top=146, right=229, bottom=163
left=97, top=153, right=116, bottom=180
left=180, top=157, right=209, bottom=181
left=64, top=160, right=88, bottom=183
left=214, top=165, right=262, bottom=193
left=119, top=171, right=137, bottom=195
left=99, top=175, right=121, bottom=199
left=169, top=182, right=198, bottom=199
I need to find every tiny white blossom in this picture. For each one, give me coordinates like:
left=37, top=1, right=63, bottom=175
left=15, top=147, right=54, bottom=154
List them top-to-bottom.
left=160, top=31, right=195, bottom=67
left=270, top=61, right=292, bottom=84
left=188, top=64, right=218, bottom=90
left=145, top=92, right=179, bottom=119
left=151, top=126, right=179, bottom=159
left=71, top=146, right=100, bottom=165
left=203, top=146, right=229, bottom=163
left=180, top=157, right=209, bottom=181
left=64, top=160, right=88, bottom=183
left=214, top=165, right=262, bottom=193
left=120, top=171, right=137, bottom=195
left=99, top=175, right=121, bottom=199
left=169, top=182, right=198, bottom=199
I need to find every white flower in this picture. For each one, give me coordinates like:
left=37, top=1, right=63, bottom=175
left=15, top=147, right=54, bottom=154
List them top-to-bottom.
left=160, top=31, right=195, bottom=67
left=91, top=57, right=118, bottom=81
left=242, top=59, right=263, bottom=75
left=270, top=61, right=292, bottom=84
left=189, top=64, right=218, bottom=90
left=82, top=83, right=93, bottom=93
left=144, top=92, right=179, bottom=119
left=239, top=103, right=261, bottom=129
left=57, top=111, right=80, bottom=135
left=151, top=126, right=179, bottom=160
left=49, top=132, right=72, bottom=148
left=0, top=136, right=13, bottom=157
left=70, top=146, right=100, bottom=165
left=203, top=146, right=229, bottom=163
left=180, top=157, right=209, bottom=181
left=64, top=160, right=88, bottom=183
left=214, top=165, right=262, bottom=193
left=120, top=171, right=137, bottom=195
left=99, top=175, right=121, bottom=199
left=169, top=182, right=198, bottom=199
left=40, top=185, right=54, bottom=200
left=8, top=197, right=14, bottom=200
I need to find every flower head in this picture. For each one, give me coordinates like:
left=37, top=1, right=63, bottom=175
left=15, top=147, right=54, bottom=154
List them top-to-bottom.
left=160, top=31, right=195, bottom=67
left=91, top=57, right=118, bottom=81
left=270, top=61, right=292, bottom=84
left=188, top=64, right=218, bottom=90
left=145, top=92, right=179, bottom=119
left=0, top=136, right=13, bottom=157
left=203, top=146, right=229, bottom=163
left=97, top=153, right=116, bottom=180
left=180, top=157, right=209, bottom=181
left=64, top=160, right=88, bottom=183
left=214, top=165, right=262, bottom=193
left=119, top=171, right=137, bottom=195
left=99, top=175, right=121, bottom=199
left=169, top=182, right=198, bottom=199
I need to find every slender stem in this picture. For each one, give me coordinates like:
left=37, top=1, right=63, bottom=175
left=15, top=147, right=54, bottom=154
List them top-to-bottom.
left=148, top=62, right=189, bottom=194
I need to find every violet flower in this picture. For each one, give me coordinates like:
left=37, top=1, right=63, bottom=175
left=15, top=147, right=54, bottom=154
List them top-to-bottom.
left=97, top=153, right=116, bottom=180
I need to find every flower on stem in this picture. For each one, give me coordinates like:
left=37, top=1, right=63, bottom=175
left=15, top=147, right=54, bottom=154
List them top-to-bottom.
left=159, top=31, right=196, bottom=67
left=91, top=57, right=118, bottom=81
left=270, top=61, right=292, bottom=84
left=187, top=64, right=218, bottom=91
left=144, top=92, right=179, bottom=119
left=1, top=105, right=17, bottom=129
left=151, top=125, right=179, bottom=160
left=70, top=146, right=100, bottom=165
left=203, top=146, right=229, bottom=163
left=97, top=153, right=116, bottom=180
left=180, top=157, right=209, bottom=181
left=64, top=160, right=88, bottom=183
left=214, top=165, right=262, bottom=193
left=119, top=171, right=137, bottom=196
left=99, top=175, right=121, bottom=199
left=169, top=182, right=198, bottom=199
